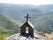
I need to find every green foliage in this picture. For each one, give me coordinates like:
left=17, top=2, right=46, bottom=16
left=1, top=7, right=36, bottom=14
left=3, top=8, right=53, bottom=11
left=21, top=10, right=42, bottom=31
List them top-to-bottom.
left=0, top=33, right=10, bottom=40
left=0, top=34, right=4, bottom=40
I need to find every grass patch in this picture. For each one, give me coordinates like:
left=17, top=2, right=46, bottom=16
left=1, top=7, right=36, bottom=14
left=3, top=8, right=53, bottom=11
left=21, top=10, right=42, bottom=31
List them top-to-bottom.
left=0, top=33, right=10, bottom=40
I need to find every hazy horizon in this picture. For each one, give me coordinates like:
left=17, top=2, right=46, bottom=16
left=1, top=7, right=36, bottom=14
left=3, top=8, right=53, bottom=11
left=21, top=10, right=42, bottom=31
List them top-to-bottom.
left=0, top=0, right=53, bottom=5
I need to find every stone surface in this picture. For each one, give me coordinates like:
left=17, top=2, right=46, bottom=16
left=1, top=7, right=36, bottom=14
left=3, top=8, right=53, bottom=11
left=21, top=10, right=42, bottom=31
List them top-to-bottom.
left=5, top=33, right=49, bottom=40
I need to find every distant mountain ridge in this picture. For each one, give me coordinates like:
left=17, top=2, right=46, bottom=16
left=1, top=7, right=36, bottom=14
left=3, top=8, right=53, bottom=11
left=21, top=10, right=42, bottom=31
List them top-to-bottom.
left=0, top=3, right=53, bottom=33
left=0, top=3, right=53, bottom=22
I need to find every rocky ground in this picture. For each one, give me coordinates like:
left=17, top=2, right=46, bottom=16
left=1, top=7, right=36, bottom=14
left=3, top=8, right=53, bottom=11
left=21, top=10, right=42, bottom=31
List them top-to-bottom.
left=5, top=33, right=49, bottom=40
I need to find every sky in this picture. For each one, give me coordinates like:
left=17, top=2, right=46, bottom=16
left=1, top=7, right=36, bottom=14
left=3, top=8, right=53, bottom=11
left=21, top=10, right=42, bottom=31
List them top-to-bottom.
left=0, top=0, right=53, bottom=5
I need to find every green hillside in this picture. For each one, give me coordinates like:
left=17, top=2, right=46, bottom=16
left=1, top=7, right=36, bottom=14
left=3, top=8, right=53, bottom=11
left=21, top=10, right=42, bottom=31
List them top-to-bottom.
left=0, top=14, right=20, bottom=34
left=34, top=14, right=53, bottom=33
